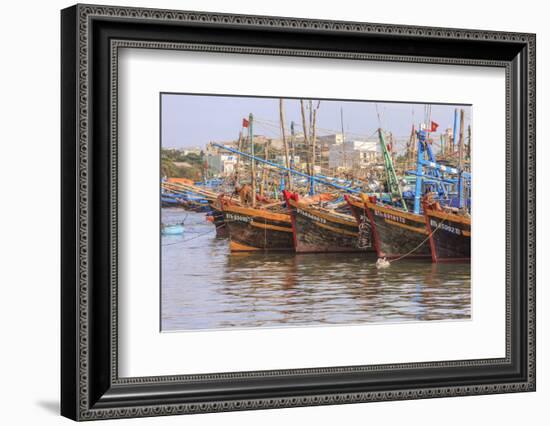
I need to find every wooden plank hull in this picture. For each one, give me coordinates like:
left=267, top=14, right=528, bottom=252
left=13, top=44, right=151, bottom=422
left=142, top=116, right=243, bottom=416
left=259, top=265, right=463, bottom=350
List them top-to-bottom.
left=284, top=192, right=370, bottom=253
left=363, top=198, right=432, bottom=259
left=208, top=202, right=229, bottom=238
left=221, top=202, right=294, bottom=252
left=425, top=209, right=471, bottom=262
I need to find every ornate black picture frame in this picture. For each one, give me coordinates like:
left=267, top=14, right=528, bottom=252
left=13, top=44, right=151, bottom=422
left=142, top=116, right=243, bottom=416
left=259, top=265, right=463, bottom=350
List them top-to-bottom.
left=61, top=4, right=536, bottom=421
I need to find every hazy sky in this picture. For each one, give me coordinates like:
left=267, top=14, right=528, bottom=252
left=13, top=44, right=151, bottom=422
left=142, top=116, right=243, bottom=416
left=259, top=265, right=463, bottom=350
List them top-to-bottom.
left=161, top=93, right=471, bottom=150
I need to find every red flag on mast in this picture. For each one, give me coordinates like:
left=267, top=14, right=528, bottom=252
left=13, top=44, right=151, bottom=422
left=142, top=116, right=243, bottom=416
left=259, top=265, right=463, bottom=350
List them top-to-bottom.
left=242, top=118, right=249, bottom=128
left=430, top=121, right=439, bottom=132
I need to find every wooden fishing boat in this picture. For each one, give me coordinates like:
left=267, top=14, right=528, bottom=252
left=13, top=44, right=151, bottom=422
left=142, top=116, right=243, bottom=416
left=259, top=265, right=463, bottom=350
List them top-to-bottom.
left=162, top=181, right=216, bottom=212
left=206, top=186, right=280, bottom=240
left=283, top=191, right=371, bottom=253
left=344, top=194, right=374, bottom=251
left=362, top=195, right=432, bottom=260
left=423, top=195, right=470, bottom=262
left=220, top=199, right=294, bottom=252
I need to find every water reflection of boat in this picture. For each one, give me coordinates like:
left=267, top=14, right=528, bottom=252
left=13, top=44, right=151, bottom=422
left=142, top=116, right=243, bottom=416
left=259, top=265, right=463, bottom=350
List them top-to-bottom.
left=283, top=190, right=371, bottom=253
left=220, top=199, right=294, bottom=252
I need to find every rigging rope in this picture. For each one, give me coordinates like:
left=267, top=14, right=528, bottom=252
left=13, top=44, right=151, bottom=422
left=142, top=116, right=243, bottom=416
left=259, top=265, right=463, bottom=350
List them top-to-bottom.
left=254, top=117, right=382, bottom=141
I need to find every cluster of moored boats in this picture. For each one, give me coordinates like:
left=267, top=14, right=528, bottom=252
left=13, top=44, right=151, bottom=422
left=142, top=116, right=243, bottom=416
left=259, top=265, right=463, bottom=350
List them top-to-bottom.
left=162, top=110, right=470, bottom=264
left=166, top=187, right=470, bottom=263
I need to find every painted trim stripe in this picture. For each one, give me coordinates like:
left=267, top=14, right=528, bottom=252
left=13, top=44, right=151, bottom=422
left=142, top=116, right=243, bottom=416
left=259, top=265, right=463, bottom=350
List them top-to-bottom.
left=289, top=199, right=356, bottom=226
left=365, top=200, right=425, bottom=223
left=223, top=204, right=290, bottom=223
left=426, top=209, right=471, bottom=226
left=383, top=219, right=428, bottom=235
left=250, top=221, right=293, bottom=233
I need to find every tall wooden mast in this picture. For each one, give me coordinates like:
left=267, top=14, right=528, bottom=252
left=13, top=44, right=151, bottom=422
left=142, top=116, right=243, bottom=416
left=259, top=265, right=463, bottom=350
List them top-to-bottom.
left=279, top=99, right=292, bottom=190
left=299, top=100, right=310, bottom=176
left=311, top=101, right=320, bottom=174
left=340, top=107, right=346, bottom=171
left=457, top=109, right=465, bottom=208
left=458, top=109, right=465, bottom=170
left=248, top=113, right=256, bottom=207
left=407, top=124, right=417, bottom=169
left=234, top=130, right=243, bottom=184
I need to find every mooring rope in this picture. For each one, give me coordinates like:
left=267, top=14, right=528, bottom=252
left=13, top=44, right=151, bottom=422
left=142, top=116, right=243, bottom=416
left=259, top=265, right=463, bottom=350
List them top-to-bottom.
left=388, top=217, right=447, bottom=263
left=161, top=228, right=215, bottom=247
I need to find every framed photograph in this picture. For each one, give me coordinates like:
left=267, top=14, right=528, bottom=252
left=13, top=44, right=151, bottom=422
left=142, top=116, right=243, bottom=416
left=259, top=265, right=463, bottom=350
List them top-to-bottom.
left=61, top=4, right=536, bottom=421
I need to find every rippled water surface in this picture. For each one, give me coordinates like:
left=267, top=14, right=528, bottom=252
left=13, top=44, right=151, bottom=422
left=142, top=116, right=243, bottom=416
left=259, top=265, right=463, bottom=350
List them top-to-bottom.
left=161, top=209, right=471, bottom=331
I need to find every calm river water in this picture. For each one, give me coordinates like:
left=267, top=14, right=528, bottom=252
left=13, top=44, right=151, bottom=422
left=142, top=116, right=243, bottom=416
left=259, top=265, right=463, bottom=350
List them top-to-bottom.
left=161, top=208, right=471, bottom=332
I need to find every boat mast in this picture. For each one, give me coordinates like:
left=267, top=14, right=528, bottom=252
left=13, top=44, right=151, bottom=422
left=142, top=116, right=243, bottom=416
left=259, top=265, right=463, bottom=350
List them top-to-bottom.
left=279, top=99, right=292, bottom=190
left=300, top=99, right=316, bottom=195
left=299, top=100, right=310, bottom=176
left=309, top=101, right=320, bottom=195
left=311, top=102, right=320, bottom=171
left=340, top=107, right=346, bottom=172
left=452, top=108, right=458, bottom=154
left=458, top=108, right=465, bottom=208
left=248, top=113, right=256, bottom=207
left=290, top=121, right=296, bottom=169
left=407, top=124, right=416, bottom=170
left=378, top=128, right=407, bottom=211
left=413, top=128, right=426, bottom=214
left=234, top=130, right=243, bottom=184
left=260, top=139, right=269, bottom=197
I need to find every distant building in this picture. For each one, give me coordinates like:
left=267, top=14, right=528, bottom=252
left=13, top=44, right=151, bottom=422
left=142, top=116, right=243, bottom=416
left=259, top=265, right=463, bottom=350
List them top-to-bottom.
left=316, top=133, right=345, bottom=167
left=318, top=133, right=344, bottom=146
left=251, top=135, right=270, bottom=146
left=267, top=138, right=284, bottom=151
left=329, top=140, right=380, bottom=169
left=206, top=153, right=238, bottom=176
left=274, top=155, right=301, bottom=167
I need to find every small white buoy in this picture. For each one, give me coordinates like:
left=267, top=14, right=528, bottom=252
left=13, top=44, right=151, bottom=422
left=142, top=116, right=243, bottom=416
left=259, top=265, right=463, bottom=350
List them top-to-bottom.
left=376, top=257, right=390, bottom=269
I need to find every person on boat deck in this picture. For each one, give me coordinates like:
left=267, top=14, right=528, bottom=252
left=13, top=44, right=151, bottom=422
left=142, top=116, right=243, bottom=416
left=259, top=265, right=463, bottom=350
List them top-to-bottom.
left=235, top=184, right=253, bottom=206
left=422, top=192, right=443, bottom=211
